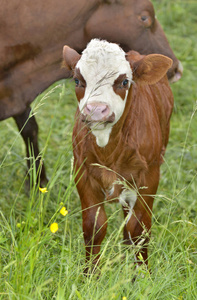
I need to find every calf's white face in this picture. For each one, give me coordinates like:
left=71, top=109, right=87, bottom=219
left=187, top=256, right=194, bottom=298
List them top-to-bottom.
left=63, top=39, right=172, bottom=148
left=75, top=39, right=133, bottom=147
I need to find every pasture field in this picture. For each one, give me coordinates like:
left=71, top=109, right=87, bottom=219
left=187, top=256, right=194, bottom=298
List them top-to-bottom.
left=0, top=0, right=196, bottom=299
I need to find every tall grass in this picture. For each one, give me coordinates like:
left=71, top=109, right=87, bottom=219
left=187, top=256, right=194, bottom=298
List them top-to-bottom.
left=0, top=0, right=197, bottom=299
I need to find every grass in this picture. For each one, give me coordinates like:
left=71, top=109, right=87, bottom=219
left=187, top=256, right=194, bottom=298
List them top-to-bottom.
left=0, top=0, right=197, bottom=299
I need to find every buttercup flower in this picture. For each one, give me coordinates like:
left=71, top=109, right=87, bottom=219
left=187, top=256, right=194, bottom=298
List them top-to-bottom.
left=39, top=187, right=48, bottom=193
left=60, top=207, right=68, bottom=216
left=17, top=221, right=25, bottom=228
left=50, top=222, right=58, bottom=233
left=122, top=297, right=127, bottom=300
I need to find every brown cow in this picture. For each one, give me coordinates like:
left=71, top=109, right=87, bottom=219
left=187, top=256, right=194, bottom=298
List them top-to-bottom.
left=0, top=0, right=181, bottom=185
left=63, top=39, right=174, bottom=272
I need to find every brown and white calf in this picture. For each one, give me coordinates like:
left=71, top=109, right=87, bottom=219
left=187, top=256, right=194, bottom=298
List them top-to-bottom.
left=63, top=39, right=174, bottom=271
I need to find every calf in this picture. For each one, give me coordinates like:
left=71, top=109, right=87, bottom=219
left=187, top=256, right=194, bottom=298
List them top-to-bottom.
left=63, top=39, right=174, bottom=271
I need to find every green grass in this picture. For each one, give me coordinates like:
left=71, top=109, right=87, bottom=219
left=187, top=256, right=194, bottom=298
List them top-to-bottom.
left=0, top=0, right=197, bottom=299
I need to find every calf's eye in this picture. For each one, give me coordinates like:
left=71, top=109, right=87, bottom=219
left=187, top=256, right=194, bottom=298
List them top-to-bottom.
left=74, top=78, right=80, bottom=86
left=122, top=79, right=129, bottom=87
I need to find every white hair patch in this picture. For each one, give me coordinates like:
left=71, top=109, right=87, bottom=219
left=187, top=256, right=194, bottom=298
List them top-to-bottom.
left=76, top=39, right=133, bottom=147
left=119, top=189, right=137, bottom=223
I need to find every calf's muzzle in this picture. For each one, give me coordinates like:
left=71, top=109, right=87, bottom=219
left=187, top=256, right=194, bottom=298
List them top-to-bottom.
left=82, top=102, right=115, bottom=124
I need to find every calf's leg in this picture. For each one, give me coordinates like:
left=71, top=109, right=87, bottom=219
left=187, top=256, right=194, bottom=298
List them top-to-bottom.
left=14, top=106, right=47, bottom=186
left=122, top=166, right=160, bottom=265
left=76, top=176, right=107, bottom=272
left=123, top=196, right=153, bottom=265
left=82, top=201, right=107, bottom=272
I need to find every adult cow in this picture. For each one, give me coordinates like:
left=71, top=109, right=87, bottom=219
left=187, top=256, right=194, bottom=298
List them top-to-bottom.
left=0, top=0, right=182, bottom=185
left=63, top=39, right=174, bottom=272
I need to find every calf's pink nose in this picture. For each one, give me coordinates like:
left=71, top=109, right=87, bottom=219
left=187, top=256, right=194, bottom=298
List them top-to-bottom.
left=84, top=103, right=110, bottom=121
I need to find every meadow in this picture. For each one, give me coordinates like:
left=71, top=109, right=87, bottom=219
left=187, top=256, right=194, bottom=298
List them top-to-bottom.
left=0, top=0, right=196, bottom=299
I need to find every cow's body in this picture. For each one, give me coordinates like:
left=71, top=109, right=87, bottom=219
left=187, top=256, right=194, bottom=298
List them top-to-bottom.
left=0, top=0, right=180, bottom=185
left=63, top=39, right=174, bottom=271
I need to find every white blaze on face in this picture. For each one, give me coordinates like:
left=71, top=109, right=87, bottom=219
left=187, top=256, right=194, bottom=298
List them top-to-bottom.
left=76, top=39, right=133, bottom=147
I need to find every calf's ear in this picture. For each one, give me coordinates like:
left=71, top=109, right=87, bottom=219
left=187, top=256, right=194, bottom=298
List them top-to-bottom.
left=62, top=46, right=81, bottom=75
left=130, top=54, right=172, bottom=85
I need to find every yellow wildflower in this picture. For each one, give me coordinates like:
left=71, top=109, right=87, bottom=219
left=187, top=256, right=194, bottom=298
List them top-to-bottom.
left=39, top=187, right=48, bottom=193
left=60, top=207, right=68, bottom=216
left=50, top=222, right=58, bottom=233
left=122, top=297, right=127, bottom=300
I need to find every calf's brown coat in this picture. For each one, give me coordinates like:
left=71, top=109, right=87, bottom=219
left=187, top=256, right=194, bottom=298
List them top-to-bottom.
left=63, top=44, right=174, bottom=271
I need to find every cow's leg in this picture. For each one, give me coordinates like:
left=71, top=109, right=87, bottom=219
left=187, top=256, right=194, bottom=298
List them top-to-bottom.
left=14, top=106, right=47, bottom=186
